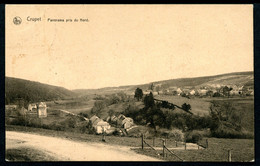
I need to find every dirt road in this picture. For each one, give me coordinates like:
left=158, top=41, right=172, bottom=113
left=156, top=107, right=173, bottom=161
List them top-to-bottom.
left=6, top=131, right=161, bottom=161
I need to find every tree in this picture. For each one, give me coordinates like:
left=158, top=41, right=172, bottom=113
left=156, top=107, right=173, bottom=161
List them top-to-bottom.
left=149, top=83, right=154, bottom=91
left=222, top=86, right=233, bottom=97
left=134, top=88, right=143, bottom=101
left=206, top=90, right=214, bottom=97
left=172, top=91, right=178, bottom=96
left=144, top=92, right=155, bottom=108
left=213, top=92, right=221, bottom=97
left=91, top=100, right=105, bottom=116
left=181, top=103, right=191, bottom=112
left=108, top=109, right=115, bottom=117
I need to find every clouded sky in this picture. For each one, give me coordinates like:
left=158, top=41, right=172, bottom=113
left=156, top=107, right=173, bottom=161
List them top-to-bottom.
left=6, top=5, right=253, bottom=90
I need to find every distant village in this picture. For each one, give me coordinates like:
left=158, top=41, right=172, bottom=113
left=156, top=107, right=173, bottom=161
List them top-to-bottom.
left=141, top=83, right=254, bottom=97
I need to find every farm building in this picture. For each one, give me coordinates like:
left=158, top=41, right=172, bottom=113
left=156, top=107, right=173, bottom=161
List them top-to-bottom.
left=176, top=88, right=182, bottom=95
left=198, top=89, right=208, bottom=96
left=189, top=90, right=196, bottom=95
left=28, top=102, right=47, bottom=118
left=37, top=102, right=47, bottom=118
left=28, top=104, right=37, bottom=112
left=117, top=114, right=126, bottom=125
left=90, top=115, right=99, bottom=123
left=90, top=115, right=111, bottom=134
left=110, top=115, right=118, bottom=123
left=122, top=117, right=134, bottom=129
left=95, top=121, right=111, bottom=134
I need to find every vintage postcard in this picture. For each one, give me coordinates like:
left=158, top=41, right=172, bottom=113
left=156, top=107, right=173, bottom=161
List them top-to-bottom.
left=5, top=4, right=254, bottom=162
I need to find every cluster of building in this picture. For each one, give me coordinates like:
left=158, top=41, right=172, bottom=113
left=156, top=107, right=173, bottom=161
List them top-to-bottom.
left=143, top=84, right=254, bottom=97
left=5, top=102, right=48, bottom=118
left=27, top=102, right=48, bottom=118
left=89, top=114, right=136, bottom=135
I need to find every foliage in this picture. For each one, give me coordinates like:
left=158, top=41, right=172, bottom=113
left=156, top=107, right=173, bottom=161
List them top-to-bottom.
left=134, top=88, right=143, bottom=101
left=206, top=90, right=214, bottom=97
left=143, top=92, right=155, bottom=108
left=213, top=92, right=221, bottom=97
left=91, top=100, right=106, bottom=116
left=209, top=101, right=252, bottom=138
left=181, top=103, right=191, bottom=112
left=108, top=109, right=115, bottom=116
left=78, top=112, right=89, bottom=118
left=166, top=129, right=185, bottom=141
left=185, top=130, right=203, bottom=143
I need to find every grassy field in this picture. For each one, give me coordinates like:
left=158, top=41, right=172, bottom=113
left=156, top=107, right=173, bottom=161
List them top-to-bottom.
left=155, top=95, right=211, bottom=116
left=46, top=99, right=96, bottom=115
left=6, top=125, right=254, bottom=162
left=134, top=137, right=254, bottom=162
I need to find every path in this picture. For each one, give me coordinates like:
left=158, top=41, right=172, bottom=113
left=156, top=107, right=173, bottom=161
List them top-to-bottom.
left=6, top=131, right=161, bottom=161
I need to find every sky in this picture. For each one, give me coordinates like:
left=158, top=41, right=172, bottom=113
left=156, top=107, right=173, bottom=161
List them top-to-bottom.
left=6, top=5, right=253, bottom=90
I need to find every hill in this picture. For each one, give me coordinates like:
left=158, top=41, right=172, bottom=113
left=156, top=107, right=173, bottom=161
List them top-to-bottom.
left=73, top=71, right=254, bottom=95
left=5, top=77, right=76, bottom=104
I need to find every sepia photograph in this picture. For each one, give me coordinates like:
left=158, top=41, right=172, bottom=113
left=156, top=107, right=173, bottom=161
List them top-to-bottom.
left=5, top=4, right=254, bottom=162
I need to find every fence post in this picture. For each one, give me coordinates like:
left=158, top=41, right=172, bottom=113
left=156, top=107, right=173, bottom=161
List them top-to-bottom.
left=141, top=134, right=144, bottom=149
left=153, top=137, right=155, bottom=147
left=162, top=139, right=166, bottom=158
left=206, top=139, right=208, bottom=149
left=175, top=141, right=177, bottom=147
left=184, top=141, right=186, bottom=150
left=228, top=150, right=232, bottom=162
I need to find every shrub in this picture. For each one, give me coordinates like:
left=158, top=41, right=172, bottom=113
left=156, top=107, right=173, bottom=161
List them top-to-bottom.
left=10, top=116, right=27, bottom=126
left=211, top=123, right=254, bottom=139
left=167, top=129, right=185, bottom=141
left=185, top=130, right=203, bottom=143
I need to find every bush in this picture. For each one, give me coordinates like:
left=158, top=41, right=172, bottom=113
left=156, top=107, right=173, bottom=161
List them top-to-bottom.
left=10, top=116, right=27, bottom=126
left=211, top=123, right=254, bottom=139
left=167, top=129, right=185, bottom=141
left=185, top=130, right=203, bottom=143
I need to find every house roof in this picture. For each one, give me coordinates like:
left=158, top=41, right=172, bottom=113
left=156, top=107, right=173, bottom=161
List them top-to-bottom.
left=90, top=115, right=99, bottom=122
left=122, top=117, right=134, bottom=124
left=92, top=118, right=102, bottom=126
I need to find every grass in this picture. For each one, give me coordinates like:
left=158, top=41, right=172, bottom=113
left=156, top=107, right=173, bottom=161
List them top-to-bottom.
left=155, top=95, right=211, bottom=116
left=133, top=137, right=254, bottom=162
left=6, top=146, right=59, bottom=161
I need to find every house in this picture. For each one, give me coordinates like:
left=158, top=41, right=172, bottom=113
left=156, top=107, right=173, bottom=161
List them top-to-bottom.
left=176, top=88, right=182, bottom=95
left=198, top=89, right=208, bottom=96
left=189, top=90, right=196, bottom=95
left=27, top=102, right=47, bottom=118
left=37, top=102, right=47, bottom=118
left=28, top=104, right=37, bottom=112
left=117, top=114, right=126, bottom=126
left=90, top=115, right=99, bottom=123
left=92, top=117, right=102, bottom=126
left=122, top=117, right=134, bottom=129
left=95, top=120, right=111, bottom=134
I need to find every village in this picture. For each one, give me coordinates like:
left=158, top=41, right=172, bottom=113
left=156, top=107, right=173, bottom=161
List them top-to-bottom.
left=142, top=83, right=254, bottom=97
left=5, top=100, right=139, bottom=137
